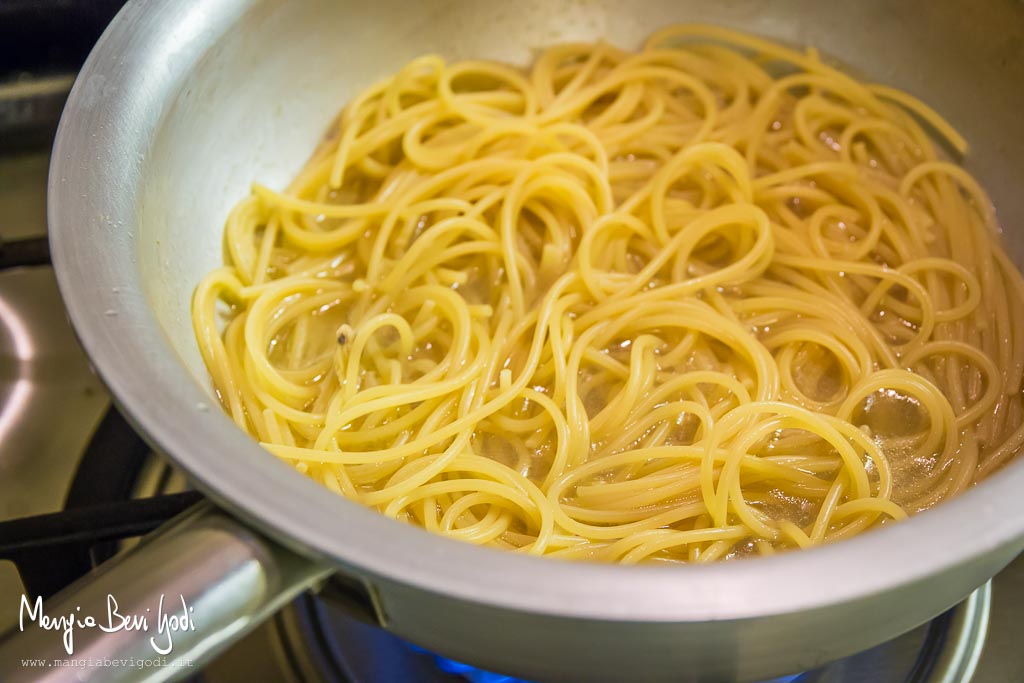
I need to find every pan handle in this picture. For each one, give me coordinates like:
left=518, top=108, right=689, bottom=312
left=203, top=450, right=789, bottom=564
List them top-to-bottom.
left=0, top=502, right=333, bottom=682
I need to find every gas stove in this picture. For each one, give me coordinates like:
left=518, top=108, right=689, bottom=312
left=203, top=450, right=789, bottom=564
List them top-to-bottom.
left=0, top=5, right=1022, bottom=682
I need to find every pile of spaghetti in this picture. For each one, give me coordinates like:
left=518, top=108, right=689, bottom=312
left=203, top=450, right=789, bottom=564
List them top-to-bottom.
left=193, top=25, right=1024, bottom=563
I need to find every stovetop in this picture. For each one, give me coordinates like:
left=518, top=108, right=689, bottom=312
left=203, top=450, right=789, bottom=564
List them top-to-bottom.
left=0, top=11, right=1022, bottom=683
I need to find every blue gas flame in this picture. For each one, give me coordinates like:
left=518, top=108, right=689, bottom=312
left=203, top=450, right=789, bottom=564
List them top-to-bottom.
left=412, top=644, right=805, bottom=683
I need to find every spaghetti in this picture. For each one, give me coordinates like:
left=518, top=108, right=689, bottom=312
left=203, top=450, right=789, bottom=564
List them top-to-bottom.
left=192, top=25, right=1024, bottom=563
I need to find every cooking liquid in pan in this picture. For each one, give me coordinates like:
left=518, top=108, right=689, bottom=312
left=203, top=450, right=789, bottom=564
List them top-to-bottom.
left=192, top=24, right=1024, bottom=563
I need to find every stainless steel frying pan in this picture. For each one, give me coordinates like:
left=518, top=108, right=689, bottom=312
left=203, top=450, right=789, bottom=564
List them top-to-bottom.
left=1, top=1, right=1023, bottom=681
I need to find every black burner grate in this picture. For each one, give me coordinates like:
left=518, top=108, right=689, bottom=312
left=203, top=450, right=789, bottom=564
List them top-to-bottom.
left=0, top=407, right=203, bottom=599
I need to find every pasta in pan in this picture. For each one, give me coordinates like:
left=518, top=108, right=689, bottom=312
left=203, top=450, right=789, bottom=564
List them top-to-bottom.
left=193, top=25, right=1024, bottom=563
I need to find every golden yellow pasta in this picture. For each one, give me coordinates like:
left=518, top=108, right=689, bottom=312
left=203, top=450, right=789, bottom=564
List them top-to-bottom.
left=192, top=25, right=1024, bottom=563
